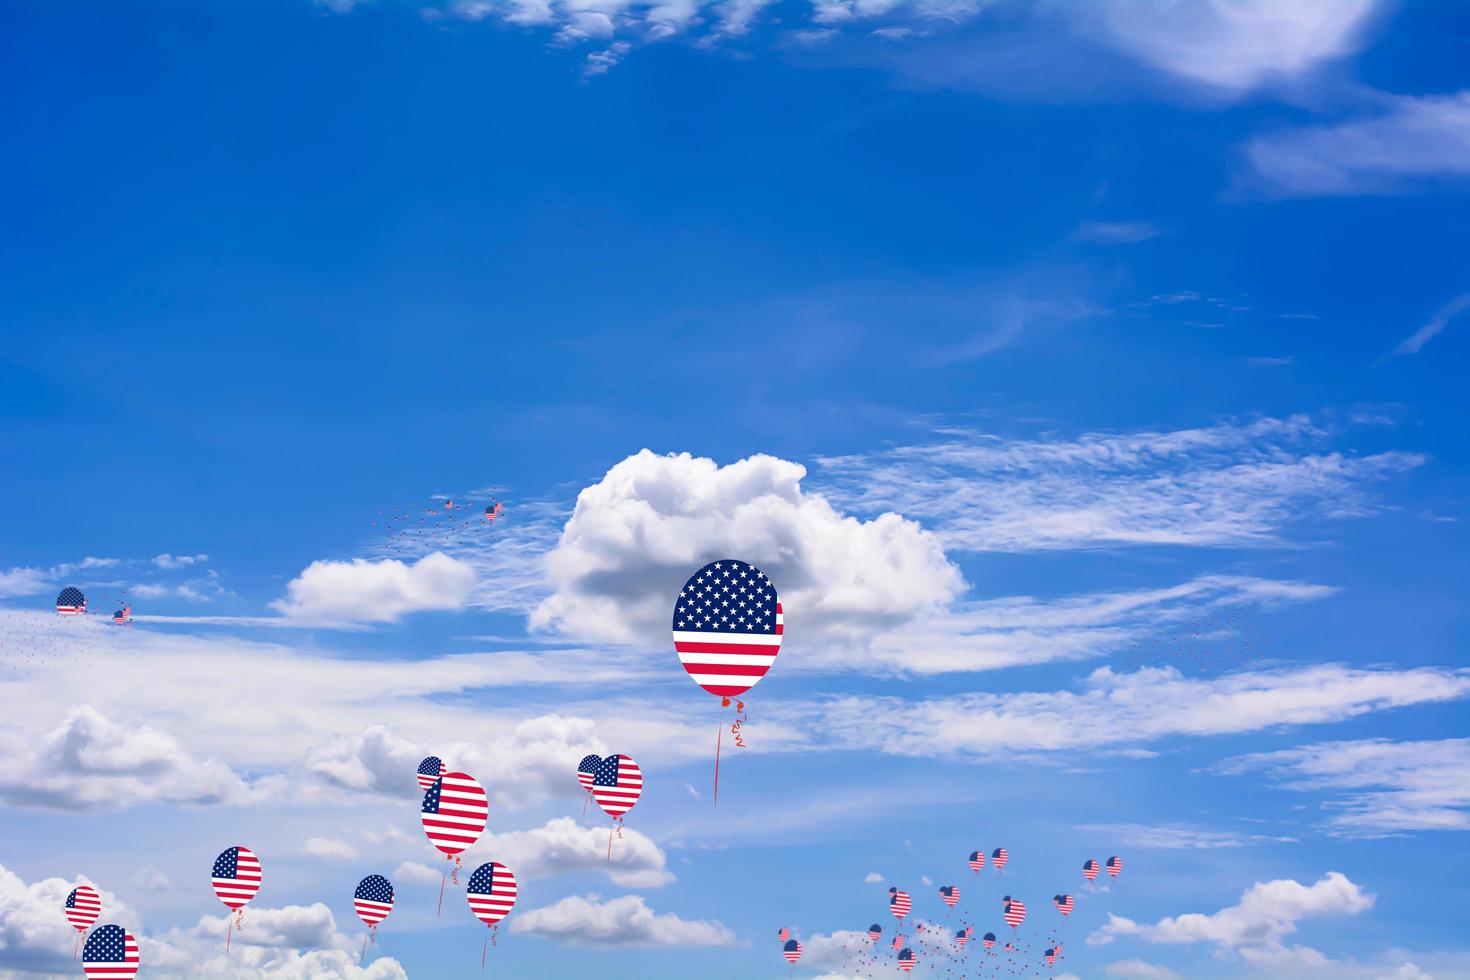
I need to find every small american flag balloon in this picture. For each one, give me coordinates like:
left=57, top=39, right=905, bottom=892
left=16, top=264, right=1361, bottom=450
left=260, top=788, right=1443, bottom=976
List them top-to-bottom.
left=672, top=559, right=782, bottom=698
left=56, top=586, right=86, bottom=615
left=576, top=754, right=600, bottom=792
left=590, top=754, right=643, bottom=818
left=416, top=756, right=447, bottom=792
left=421, top=772, right=488, bottom=855
left=211, top=846, right=262, bottom=910
left=991, top=846, right=1008, bottom=871
left=968, top=850, right=985, bottom=873
left=1107, top=855, right=1123, bottom=878
left=1082, top=858, right=1099, bottom=881
left=466, top=862, right=518, bottom=927
left=354, top=875, right=395, bottom=927
left=939, top=884, right=960, bottom=907
left=65, top=885, right=102, bottom=933
left=888, top=887, right=911, bottom=919
left=1003, top=897, right=1026, bottom=928
left=867, top=923, right=882, bottom=941
left=82, top=924, right=138, bottom=979
left=982, top=931, right=996, bottom=950
left=782, top=939, right=802, bottom=964
left=897, top=947, right=916, bottom=971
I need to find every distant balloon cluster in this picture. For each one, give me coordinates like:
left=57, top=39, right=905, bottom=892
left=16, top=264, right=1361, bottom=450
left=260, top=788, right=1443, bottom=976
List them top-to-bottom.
left=373, top=493, right=505, bottom=556
left=775, top=847, right=1126, bottom=976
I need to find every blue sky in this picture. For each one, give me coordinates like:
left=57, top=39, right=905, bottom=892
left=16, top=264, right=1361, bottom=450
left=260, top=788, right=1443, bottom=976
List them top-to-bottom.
left=2, top=0, right=1470, bottom=977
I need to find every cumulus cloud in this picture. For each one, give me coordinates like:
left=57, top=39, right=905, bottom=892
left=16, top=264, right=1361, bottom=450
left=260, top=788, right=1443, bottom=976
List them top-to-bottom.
left=1246, top=91, right=1470, bottom=198
left=815, top=416, right=1423, bottom=552
left=532, top=450, right=963, bottom=644
left=153, top=553, right=208, bottom=569
left=272, top=553, right=477, bottom=625
left=0, top=705, right=251, bottom=810
left=304, top=715, right=607, bottom=809
left=1216, top=738, right=1470, bottom=836
left=476, top=817, right=673, bottom=888
left=301, top=837, right=359, bottom=860
left=391, top=861, right=442, bottom=885
left=0, top=864, right=139, bottom=975
left=132, top=867, right=173, bottom=892
left=1090, top=871, right=1372, bottom=966
left=865, top=872, right=885, bottom=882
left=510, top=894, right=737, bottom=946
left=146, top=903, right=407, bottom=978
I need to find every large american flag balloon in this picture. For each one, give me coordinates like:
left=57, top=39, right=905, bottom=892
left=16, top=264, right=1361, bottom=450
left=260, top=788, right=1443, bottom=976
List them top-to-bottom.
left=672, top=559, right=782, bottom=698
left=56, top=586, right=86, bottom=615
left=576, top=753, right=600, bottom=792
left=590, top=754, right=643, bottom=818
left=416, top=756, right=447, bottom=792
left=421, top=772, right=488, bottom=855
left=211, top=846, right=262, bottom=910
left=466, top=862, right=517, bottom=926
left=354, top=875, right=395, bottom=927
left=65, top=884, right=102, bottom=933
left=82, top=924, right=138, bottom=979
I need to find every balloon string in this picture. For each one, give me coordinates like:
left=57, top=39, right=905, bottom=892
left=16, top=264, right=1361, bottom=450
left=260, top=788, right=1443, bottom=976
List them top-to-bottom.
left=713, top=719, right=723, bottom=808
left=581, top=792, right=589, bottom=820
left=607, top=824, right=614, bottom=862
left=437, top=869, right=446, bottom=918
left=226, top=919, right=232, bottom=956
left=481, top=932, right=488, bottom=972
left=74, top=934, right=79, bottom=960
left=361, top=934, right=368, bottom=964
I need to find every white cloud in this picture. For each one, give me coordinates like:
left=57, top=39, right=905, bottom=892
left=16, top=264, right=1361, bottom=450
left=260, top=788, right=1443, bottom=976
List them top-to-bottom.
left=1094, top=0, right=1379, bottom=96
left=1246, top=91, right=1470, bottom=198
left=1073, top=220, right=1164, bottom=244
left=1394, top=291, right=1470, bottom=356
left=815, top=416, right=1424, bottom=552
left=532, top=449, right=963, bottom=644
left=272, top=552, right=477, bottom=625
left=153, top=553, right=208, bottom=569
left=0, top=566, right=53, bottom=599
left=777, top=664, right=1470, bottom=758
left=0, top=704, right=251, bottom=810
left=304, top=715, right=608, bottom=809
left=1216, top=738, right=1470, bottom=836
left=472, top=817, right=673, bottom=888
left=1077, top=822, right=1296, bottom=849
left=301, top=837, right=359, bottom=860
left=391, top=861, right=442, bottom=885
left=0, top=864, right=140, bottom=974
left=132, top=867, right=173, bottom=892
left=865, top=871, right=885, bottom=882
left=1090, top=871, right=1372, bottom=966
left=510, top=894, right=737, bottom=946
left=146, top=903, right=408, bottom=978
left=1106, top=960, right=1182, bottom=980
left=1381, top=965, right=1434, bottom=980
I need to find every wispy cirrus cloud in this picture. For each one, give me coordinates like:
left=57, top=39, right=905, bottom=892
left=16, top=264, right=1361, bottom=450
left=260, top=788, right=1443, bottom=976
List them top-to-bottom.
left=1245, top=91, right=1470, bottom=198
left=814, top=416, right=1423, bottom=552
left=776, top=663, right=1470, bottom=759
left=1216, top=738, right=1470, bottom=837
left=1076, top=822, right=1297, bottom=850
left=509, top=894, right=737, bottom=947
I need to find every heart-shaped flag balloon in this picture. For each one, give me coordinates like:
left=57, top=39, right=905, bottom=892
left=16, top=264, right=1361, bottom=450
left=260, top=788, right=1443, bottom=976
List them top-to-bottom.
left=589, top=754, right=643, bottom=818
